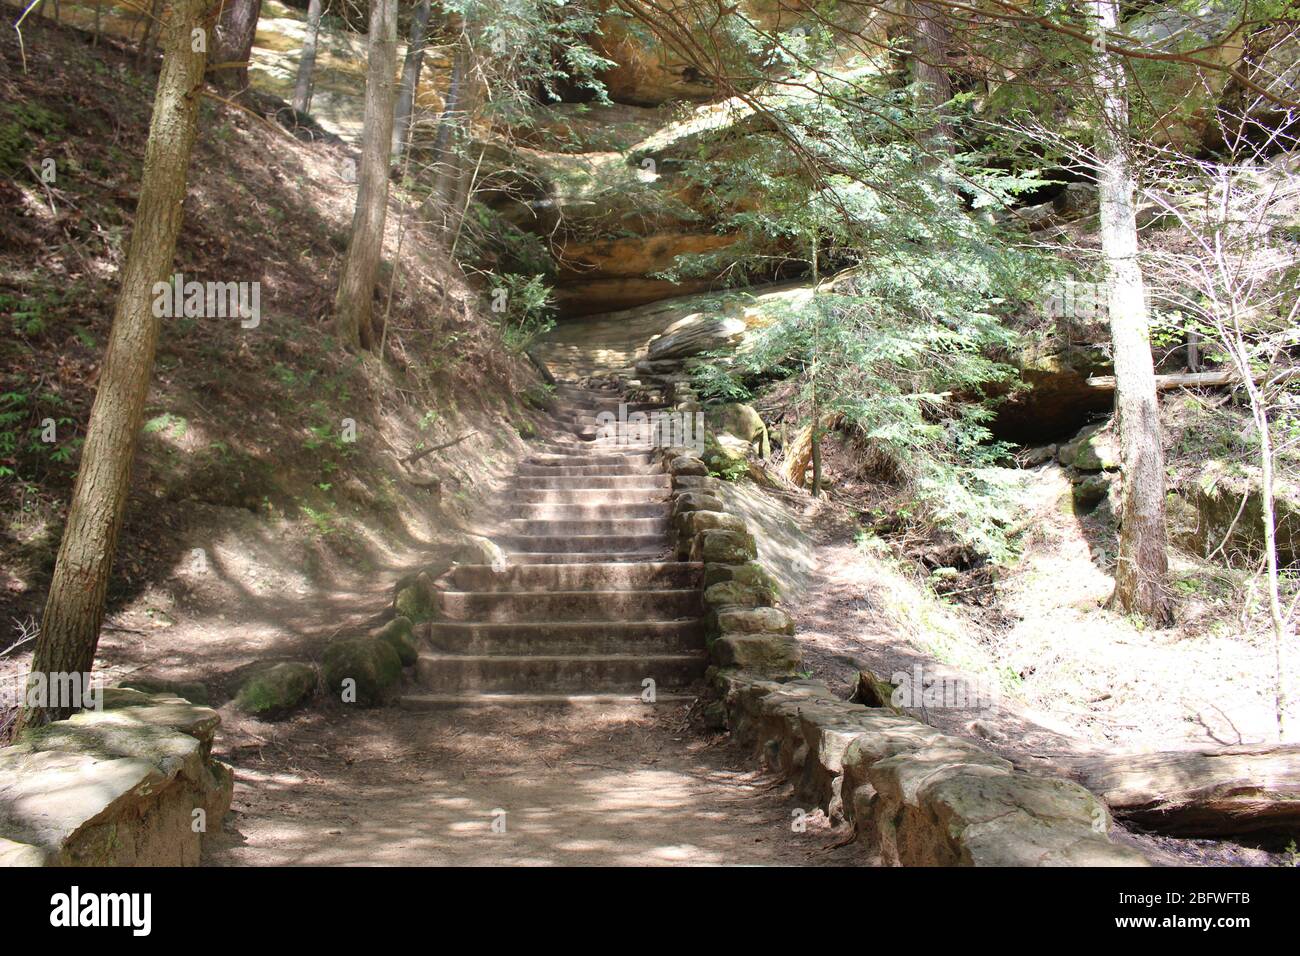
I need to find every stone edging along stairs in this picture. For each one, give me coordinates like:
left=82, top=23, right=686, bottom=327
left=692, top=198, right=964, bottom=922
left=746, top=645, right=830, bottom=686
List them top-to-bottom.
left=402, top=382, right=708, bottom=708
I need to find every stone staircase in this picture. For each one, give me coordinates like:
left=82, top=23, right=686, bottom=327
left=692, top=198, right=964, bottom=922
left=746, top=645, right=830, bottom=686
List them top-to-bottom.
left=402, top=382, right=707, bottom=708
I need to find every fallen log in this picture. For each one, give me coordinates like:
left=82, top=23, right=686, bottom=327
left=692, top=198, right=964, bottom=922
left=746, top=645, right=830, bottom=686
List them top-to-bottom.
left=1086, top=368, right=1299, bottom=390
left=1052, top=744, right=1300, bottom=837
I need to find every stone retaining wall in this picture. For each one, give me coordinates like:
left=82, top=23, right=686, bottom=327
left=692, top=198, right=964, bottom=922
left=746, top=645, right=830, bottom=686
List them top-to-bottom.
left=657, top=383, right=1149, bottom=866
left=0, top=688, right=233, bottom=866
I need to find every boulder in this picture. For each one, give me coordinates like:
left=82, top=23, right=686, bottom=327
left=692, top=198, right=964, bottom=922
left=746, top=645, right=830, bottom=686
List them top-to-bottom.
left=648, top=315, right=749, bottom=361
left=710, top=403, right=770, bottom=457
left=1058, top=423, right=1119, bottom=471
left=669, top=455, right=710, bottom=477
left=1071, top=473, right=1112, bottom=513
left=393, top=569, right=437, bottom=621
left=373, top=616, right=419, bottom=667
left=322, top=637, right=402, bottom=707
left=234, top=662, right=317, bottom=720
left=0, top=693, right=234, bottom=866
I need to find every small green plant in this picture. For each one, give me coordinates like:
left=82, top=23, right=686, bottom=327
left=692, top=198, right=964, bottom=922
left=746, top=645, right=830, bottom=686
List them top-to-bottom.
left=486, top=273, right=556, bottom=352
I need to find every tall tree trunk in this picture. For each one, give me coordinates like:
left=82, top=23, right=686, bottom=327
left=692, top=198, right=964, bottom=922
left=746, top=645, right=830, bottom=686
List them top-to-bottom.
left=17, top=0, right=209, bottom=732
left=140, top=0, right=164, bottom=63
left=211, top=0, right=263, bottom=96
left=291, top=0, right=324, bottom=114
left=333, top=0, right=399, bottom=351
left=391, top=0, right=432, bottom=160
left=908, top=0, right=953, bottom=152
left=1092, top=0, right=1171, bottom=623
left=423, top=39, right=466, bottom=233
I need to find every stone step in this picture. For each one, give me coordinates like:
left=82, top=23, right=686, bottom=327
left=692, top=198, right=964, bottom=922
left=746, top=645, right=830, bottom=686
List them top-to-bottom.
left=525, top=452, right=656, bottom=467
left=516, top=461, right=663, bottom=477
left=509, top=474, right=669, bottom=490
left=508, top=487, right=668, bottom=505
left=509, top=501, right=667, bottom=520
left=504, top=516, right=669, bottom=537
left=500, top=533, right=668, bottom=553
left=508, top=550, right=671, bottom=564
left=443, top=561, right=702, bottom=592
left=436, top=588, right=701, bottom=623
left=424, top=618, right=704, bottom=653
left=415, top=652, right=707, bottom=693
left=400, top=692, right=696, bottom=710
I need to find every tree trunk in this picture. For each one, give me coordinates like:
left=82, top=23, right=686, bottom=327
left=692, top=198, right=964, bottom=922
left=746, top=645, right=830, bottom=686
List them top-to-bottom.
left=17, top=0, right=209, bottom=732
left=138, top=0, right=164, bottom=63
left=211, top=0, right=263, bottom=96
left=291, top=0, right=324, bottom=114
left=333, top=0, right=399, bottom=351
left=391, top=0, right=432, bottom=160
left=908, top=0, right=953, bottom=151
left=1092, top=0, right=1171, bottom=624
left=423, top=40, right=466, bottom=233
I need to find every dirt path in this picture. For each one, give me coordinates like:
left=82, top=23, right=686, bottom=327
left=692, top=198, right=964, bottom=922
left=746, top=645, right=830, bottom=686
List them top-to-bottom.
left=203, top=702, right=864, bottom=866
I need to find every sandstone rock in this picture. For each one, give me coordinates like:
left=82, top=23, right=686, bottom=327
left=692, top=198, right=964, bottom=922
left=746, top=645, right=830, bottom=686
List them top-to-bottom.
left=648, top=315, right=749, bottom=361
left=710, top=403, right=770, bottom=457
left=1059, top=423, right=1119, bottom=471
left=704, top=433, right=751, bottom=474
left=670, top=455, right=709, bottom=477
left=671, top=473, right=717, bottom=492
left=1072, top=473, right=1112, bottom=512
left=670, top=491, right=724, bottom=516
left=675, top=509, right=747, bottom=538
left=691, top=528, right=757, bottom=563
left=451, top=535, right=508, bottom=570
left=701, top=561, right=769, bottom=590
left=393, top=570, right=437, bottom=622
left=703, top=579, right=776, bottom=609
left=711, top=605, right=793, bottom=636
left=373, top=616, right=419, bottom=667
left=322, top=637, right=402, bottom=707
left=712, top=639, right=800, bottom=676
left=235, top=661, right=317, bottom=719
left=850, top=669, right=900, bottom=710
left=119, top=677, right=209, bottom=705
left=0, top=694, right=235, bottom=866
left=799, top=705, right=914, bottom=816
left=916, top=772, right=1148, bottom=866
left=0, top=836, right=46, bottom=866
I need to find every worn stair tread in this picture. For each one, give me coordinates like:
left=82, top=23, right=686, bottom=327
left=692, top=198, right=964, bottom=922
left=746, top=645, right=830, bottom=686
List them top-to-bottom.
left=427, top=618, right=701, bottom=633
left=418, top=652, right=706, bottom=663
left=400, top=692, right=695, bottom=709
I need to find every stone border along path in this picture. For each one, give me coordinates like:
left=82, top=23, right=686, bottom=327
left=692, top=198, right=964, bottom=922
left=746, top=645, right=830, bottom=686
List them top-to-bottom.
left=652, top=377, right=1151, bottom=867
left=0, top=688, right=233, bottom=865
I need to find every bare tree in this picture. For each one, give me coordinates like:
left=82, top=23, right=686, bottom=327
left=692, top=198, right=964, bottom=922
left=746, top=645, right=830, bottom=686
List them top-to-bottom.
left=17, top=0, right=210, bottom=731
left=292, top=0, right=325, bottom=113
left=334, top=0, right=400, bottom=351
left=392, top=0, right=433, bottom=160
left=1091, top=0, right=1172, bottom=623
left=1143, top=155, right=1300, bottom=738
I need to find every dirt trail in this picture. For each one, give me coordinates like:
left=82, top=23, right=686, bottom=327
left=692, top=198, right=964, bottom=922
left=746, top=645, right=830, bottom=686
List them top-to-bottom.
left=203, top=703, right=864, bottom=866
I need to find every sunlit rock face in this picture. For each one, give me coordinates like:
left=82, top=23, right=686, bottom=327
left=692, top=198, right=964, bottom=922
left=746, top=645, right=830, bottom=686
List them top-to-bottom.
left=590, top=0, right=901, bottom=106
